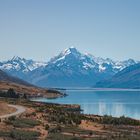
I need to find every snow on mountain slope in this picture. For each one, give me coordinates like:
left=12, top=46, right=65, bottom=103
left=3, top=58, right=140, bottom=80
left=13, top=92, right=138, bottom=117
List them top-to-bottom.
left=0, top=47, right=138, bottom=87
left=28, top=47, right=138, bottom=87
left=47, top=47, right=137, bottom=74
left=0, top=56, right=47, bottom=73
left=0, top=56, right=47, bottom=80
left=95, top=63, right=140, bottom=89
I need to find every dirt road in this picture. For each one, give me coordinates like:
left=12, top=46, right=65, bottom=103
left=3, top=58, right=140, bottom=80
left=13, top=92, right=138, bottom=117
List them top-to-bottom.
left=0, top=104, right=26, bottom=119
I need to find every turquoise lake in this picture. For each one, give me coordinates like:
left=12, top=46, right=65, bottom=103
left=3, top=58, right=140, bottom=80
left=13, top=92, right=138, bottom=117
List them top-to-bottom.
left=32, top=89, right=140, bottom=120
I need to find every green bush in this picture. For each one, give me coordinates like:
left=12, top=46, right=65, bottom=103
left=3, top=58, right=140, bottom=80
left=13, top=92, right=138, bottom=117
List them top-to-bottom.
left=100, top=115, right=140, bottom=126
left=8, top=116, right=16, bottom=121
left=11, top=118, right=41, bottom=128
left=45, top=124, right=50, bottom=130
left=0, top=130, right=40, bottom=140
left=10, top=130, right=40, bottom=140
left=0, top=131, right=11, bottom=137
left=47, top=133, right=84, bottom=140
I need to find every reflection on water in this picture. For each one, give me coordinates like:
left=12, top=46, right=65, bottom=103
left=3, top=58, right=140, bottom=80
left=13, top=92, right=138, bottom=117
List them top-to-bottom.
left=32, top=90, right=140, bottom=119
left=82, top=102, right=140, bottom=119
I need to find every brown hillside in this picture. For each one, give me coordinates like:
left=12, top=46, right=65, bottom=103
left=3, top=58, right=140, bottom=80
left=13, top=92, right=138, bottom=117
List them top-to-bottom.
left=0, top=81, right=62, bottom=98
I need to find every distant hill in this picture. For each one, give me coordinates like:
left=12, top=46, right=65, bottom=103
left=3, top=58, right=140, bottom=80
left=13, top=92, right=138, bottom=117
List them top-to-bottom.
left=94, top=63, right=140, bottom=89
left=0, top=69, right=32, bottom=87
left=0, top=69, right=62, bottom=98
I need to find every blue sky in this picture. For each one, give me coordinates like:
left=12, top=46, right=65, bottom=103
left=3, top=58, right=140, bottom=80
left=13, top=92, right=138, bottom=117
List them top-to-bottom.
left=0, top=0, right=140, bottom=61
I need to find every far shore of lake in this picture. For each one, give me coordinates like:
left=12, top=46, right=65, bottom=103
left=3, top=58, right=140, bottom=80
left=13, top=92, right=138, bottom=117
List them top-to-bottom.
left=65, top=87, right=140, bottom=91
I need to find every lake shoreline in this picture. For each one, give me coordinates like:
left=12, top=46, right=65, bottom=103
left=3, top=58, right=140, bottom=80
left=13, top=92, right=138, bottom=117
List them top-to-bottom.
left=65, top=87, right=140, bottom=91
left=31, top=89, right=140, bottom=120
left=1, top=97, right=140, bottom=140
left=31, top=98, right=140, bottom=121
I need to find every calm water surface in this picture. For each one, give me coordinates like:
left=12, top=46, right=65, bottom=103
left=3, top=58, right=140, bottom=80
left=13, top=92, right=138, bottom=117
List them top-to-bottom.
left=32, top=90, right=140, bottom=120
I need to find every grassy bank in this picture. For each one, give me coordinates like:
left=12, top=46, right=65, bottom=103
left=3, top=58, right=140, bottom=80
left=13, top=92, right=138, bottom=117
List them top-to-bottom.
left=0, top=98, right=140, bottom=140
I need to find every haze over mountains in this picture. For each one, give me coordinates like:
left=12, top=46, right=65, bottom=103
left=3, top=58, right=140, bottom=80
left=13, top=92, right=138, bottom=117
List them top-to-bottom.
left=0, top=47, right=139, bottom=88
left=95, top=63, right=140, bottom=89
left=0, top=69, right=32, bottom=87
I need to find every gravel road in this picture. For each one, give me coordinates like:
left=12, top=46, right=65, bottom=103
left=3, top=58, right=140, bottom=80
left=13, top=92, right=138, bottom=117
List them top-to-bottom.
left=0, top=104, right=26, bottom=119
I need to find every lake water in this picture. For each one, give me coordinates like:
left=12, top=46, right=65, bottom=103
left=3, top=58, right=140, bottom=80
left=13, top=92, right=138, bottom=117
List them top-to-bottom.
left=32, top=89, right=140, bottom=120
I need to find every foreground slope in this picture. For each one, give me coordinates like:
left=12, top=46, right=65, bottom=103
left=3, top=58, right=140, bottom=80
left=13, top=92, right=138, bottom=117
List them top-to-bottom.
left=95, top=63, right=140, bottom=89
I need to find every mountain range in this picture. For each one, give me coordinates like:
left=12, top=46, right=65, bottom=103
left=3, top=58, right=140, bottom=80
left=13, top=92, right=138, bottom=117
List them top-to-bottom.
left=0, top=47, right=139, bottom=88
left=95, top=63, right=140, bottom=89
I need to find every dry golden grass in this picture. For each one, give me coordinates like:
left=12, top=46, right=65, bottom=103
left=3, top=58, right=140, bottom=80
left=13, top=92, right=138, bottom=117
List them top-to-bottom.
left=0, top=81, right=61, bottom=98
left=0, top=101, right=16, bottom=116
left=79, top=120, right=103, bottom=132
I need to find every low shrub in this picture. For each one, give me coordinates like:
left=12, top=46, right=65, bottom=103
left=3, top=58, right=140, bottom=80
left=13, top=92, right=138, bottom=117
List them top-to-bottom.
left=11, top=118, right=41, bottom=128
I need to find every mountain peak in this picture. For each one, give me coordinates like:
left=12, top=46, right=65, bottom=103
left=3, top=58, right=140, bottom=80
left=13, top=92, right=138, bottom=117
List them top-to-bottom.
left=68, top=46, right=75, bottom=49
left=49, top=47, right=82, bottom=64
left=62, top=47, right=81, bottom=56
left=11, top=56, right=23, bottom=61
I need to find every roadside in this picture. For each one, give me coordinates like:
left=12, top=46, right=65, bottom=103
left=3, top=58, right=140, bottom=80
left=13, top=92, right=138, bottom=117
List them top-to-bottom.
left=1, top=98, right=140, bottom=140
left=0, top=104, right=26, bottom=119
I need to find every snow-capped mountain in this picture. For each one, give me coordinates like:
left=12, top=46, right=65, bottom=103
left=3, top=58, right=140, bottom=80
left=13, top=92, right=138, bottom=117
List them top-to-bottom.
left=0, top=47, right=138, bottom=87
left=28, top=47, right=138, bottom=87
left=47, top=47, right=137, bottom=74
left=0, top=56, right=47, bottom=79
left=95, top=63, right=140, bottom=89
